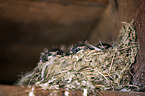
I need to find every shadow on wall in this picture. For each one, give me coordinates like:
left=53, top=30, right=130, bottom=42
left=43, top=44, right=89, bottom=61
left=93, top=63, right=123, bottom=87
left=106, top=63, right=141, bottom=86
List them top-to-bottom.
left=0, top=0, right=112, bottom=85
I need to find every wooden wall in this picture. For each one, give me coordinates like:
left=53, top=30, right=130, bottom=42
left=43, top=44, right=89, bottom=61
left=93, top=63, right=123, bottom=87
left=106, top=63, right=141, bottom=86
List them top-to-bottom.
left=0, top=0, right=145, bottom=92
left=0, top=0, right=109, bottom=84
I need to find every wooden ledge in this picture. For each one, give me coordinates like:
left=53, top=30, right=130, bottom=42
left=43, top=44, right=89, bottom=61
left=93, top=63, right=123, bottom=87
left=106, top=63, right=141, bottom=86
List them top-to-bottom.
left=0, top=85, right=145, bottom=96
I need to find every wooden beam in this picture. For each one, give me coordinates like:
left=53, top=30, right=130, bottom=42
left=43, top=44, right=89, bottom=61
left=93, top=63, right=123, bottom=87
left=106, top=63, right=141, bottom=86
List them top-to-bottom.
left=0, top=0, right=109, bottom=7
left=0, top=85, right=145, bottom=96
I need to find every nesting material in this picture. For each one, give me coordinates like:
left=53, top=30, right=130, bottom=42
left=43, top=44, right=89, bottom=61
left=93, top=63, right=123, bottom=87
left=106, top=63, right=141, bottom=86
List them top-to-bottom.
left=18, top=21, right=139, bottom=93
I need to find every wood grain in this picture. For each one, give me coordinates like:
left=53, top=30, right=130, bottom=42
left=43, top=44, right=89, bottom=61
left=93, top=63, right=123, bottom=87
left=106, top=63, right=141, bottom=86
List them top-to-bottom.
left=0, top=85, right=145, bottom=96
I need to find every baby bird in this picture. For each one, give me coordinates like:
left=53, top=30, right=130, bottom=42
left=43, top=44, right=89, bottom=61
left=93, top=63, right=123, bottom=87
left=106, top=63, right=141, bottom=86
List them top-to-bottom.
left=85, top=41, right=111, bottom=51
left=40, top=43, right=111, bottom=62
left=96, top=43, right=111, bottom=50
left=71, top=44, right=90, bottom=54
left=40, top=48, right=64, bottom=63
left=47, top=48, right=64, bottom=57
left=40, top=52, right=48, bottom=63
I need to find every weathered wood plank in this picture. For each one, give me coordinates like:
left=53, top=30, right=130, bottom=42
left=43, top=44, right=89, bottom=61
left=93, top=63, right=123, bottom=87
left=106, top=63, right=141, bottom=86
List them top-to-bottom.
left=0, top=85, right=145, bottom=96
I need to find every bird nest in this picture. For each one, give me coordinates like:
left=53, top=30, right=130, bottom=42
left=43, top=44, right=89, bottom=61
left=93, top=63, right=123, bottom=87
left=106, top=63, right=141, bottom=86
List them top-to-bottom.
left=17, top=20, right=139, bottom=93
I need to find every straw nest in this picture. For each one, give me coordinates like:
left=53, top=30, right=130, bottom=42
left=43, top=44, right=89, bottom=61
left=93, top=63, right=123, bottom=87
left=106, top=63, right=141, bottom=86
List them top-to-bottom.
left=18, top=20, right=139, bottom=93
